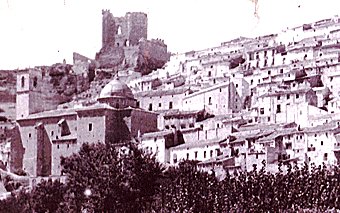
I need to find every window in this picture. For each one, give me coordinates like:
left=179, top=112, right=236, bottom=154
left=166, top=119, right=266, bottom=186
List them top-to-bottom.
left=117, top=25, right=122, bottom=35
left=249, top=53, right=254, bottom=60
left=280, top=68, right=284, bottom=74
left=268, top=70, right=271, bottom=75
left=208, top=71, right=211, bottom=77
left=21, top=76, right=25, bottom=88
left=33, top=77, right=38, bottom=88
left=251, top=79, right=253, bottom=85
left=236, top=84, right=238, bottom=88
left=220, top=88, right=222, bottom=92
left=287, top=94, right=290, bottom=99
left=296, top=94, right=300, bottom=99
left=277, top=96, right=280, bottom=100
left=208, top=97, right=212, bottom=105
left=136, top=101, right=140, bottom=108
left=169, top=102, right=173, bottom=109
left=148, top=103, right=153, bottom=111
left=158, top=103, right=161, bottom=108
left=276, top=104, right=281, bottom=113
left=260, top=108, right=264, bottom=115
left=268, top=117, right=271, bottom=122
left=88, top=123, right=93, bottom=132
left=180, top=124, right=186, bottom=129
left=165, top=125, right=169, bottom=129
left=51, top=131, right=54, bottom=136
left=28, top=133, right=31, bottom=138
left=321, top=141, right=324, bottom=146
left=67, top=144, right=70, bottom=149
left=57, top=145, right=59, bottom=149
left=216, top=148, right=221, bottom=156
left=210, top=150, right=213, bottom=157
left=194, top=151, right=198, bottom=159
left=204, top=151, right=206, bottom=158
left=186, top=153, right=189, bottom=160
left=324, top=153, right=328, bottom=161
left=173, top=154, right=177, bottom=164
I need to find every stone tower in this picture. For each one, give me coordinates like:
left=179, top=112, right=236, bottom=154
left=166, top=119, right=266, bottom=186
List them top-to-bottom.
left=102, top=9, right=116, bottom=48
left=101, top=10, right=148, bottom=48
left=16, top=69, right=57, bottom=120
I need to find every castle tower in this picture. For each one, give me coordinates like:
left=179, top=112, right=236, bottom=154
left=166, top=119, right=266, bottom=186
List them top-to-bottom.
left=102, top=9, right=116, bottom=47
left=101, top=10, right=148, bottom=48
left=125, top=12, right=148, bottom=46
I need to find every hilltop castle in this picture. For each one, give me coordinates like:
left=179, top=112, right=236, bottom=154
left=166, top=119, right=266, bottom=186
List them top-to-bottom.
left=93, top=10, right=170, bottom=74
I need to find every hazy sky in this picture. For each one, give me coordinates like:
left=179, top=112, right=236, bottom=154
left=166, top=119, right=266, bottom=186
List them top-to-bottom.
left=0, top=0, right=340, bottom=69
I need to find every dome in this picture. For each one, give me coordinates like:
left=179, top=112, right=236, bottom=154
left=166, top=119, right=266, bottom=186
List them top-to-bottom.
left=99, top=78, right=134, bottom=99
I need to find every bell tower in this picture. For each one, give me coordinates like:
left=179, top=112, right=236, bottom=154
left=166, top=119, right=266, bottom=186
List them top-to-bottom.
left=16, top=69, right=46, bottom=120
left=16, top=70, right=31, bottom=119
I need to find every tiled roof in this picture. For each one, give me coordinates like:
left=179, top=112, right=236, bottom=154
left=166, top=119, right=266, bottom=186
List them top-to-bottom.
left=134, top=86, right=190, bottom=97
left=258, top=88, right=311, bottom=98
left=18, top=108, right=77, bottom=121
left=161, top=109, right=202, bottom=117
left=303, top=121, right=340, bottom=133
left=258, top=128, right=299, bottom=142
left=141, top=130, right=173, bottom=139
left=52, top=134, right=77, bottom=143
left=170, top=137, right=226, bottom=150
left=198, top=155, right=234, bottom=165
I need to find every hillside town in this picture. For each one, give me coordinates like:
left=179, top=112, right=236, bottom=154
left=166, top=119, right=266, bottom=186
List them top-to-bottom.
left=1, top=10, right=340, bottom=191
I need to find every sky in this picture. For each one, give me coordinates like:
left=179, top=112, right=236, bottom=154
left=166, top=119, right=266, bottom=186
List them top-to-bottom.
left=0, top=0, right=340, bottom=69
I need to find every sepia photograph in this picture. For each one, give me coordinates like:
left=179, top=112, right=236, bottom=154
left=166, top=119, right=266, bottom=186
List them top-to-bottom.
left=1, top=0, right=340, bottom=212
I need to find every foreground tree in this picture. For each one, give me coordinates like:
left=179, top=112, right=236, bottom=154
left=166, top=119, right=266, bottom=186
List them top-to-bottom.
left=60, top=142, right=164, bottom=212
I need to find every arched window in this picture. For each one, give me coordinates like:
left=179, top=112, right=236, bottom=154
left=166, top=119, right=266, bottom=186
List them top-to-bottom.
left=117, top=26, right=122, bottom=35
left=21, top=76, right=25, bottom=88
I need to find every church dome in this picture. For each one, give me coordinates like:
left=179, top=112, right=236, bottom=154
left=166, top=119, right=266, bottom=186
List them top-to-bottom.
left=99, top=78, right=134, bottom=99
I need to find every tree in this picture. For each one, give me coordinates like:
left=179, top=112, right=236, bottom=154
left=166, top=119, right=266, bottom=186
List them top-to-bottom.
left=60, top=142, right=164, bottom=212
left=30, top=179, right=66, bottom=213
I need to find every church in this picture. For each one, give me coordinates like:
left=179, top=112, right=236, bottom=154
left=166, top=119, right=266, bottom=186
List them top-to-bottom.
left=11, top=69, right=158, bottom=177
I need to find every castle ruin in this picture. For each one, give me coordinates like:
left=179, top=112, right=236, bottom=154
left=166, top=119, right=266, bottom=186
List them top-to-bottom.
left=95, top=10, right=170, bottom=75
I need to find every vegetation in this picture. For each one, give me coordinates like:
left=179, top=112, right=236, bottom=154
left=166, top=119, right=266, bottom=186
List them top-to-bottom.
left=2, top=142, right=340, bottom=212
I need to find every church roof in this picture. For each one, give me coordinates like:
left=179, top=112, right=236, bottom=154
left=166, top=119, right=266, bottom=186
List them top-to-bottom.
left=99, top=77, right=134, bottom=99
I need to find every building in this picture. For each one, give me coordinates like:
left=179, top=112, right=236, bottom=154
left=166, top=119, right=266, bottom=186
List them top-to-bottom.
left=12, top=72, right=158, bottom=177
left=182, top=81, right=242, bottom=115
